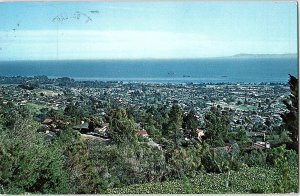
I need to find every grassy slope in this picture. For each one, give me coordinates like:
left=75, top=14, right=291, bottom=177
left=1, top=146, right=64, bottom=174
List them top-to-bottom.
left=107, top=167, right=298, bottom=194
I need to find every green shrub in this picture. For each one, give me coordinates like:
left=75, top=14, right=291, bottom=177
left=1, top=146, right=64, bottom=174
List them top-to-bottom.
left=0, top=119, right=71, bottom=194
left=107, top=167, right=298, bottom=194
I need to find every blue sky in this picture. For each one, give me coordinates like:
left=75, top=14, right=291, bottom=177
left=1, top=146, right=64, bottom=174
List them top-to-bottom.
left=0, top=1, right=297, bottom=60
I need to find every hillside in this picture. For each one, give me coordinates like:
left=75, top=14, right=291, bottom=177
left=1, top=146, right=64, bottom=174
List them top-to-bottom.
left=229, top=53, right=297, bottom=58
left=107, top=166, right=298, bottom=194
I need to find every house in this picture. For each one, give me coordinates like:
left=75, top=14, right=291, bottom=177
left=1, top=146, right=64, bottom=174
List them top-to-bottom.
left=42, top=118, right=53, bottom=125
left=56, top=120, right=70, bottom=126
left=73, top=122, right=89, bottom=133
left=94, top=123, right=109, bottom=137
left=95, top=123, right=109, bottom=131
left=52, top=128, right=61, bottom=133
left=179, top=128, right=184, bottom=133
left=193, top=128, right=205, bottom=141
left=138, top=129, right=149, bottom=137
left=246, top=131, right=266, bottom=142
left=86, top=132, right=101, bottom=137
left=81, top=134, right=98, bottom=140
left=147, top=140, right=162, bottom=150
left=245, top=141, right=270, bottom=151
left=254, top=141, right=270, bottom=149
left=213, top=143, right=232, bottom=153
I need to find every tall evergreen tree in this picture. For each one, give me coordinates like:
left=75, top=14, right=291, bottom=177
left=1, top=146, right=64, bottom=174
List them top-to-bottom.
left=281, top=74, right=298, bottom=152
left=163, top=104, right=184, bottom=147
left=169, top=104, right=184, bottom=128
left=204, top=106, right=231, bottom=147
left=107, top=108, right=137, bottom=145
left=183, top=110, right=198, bottom=131
left=56, top=128, right=99, bottom=194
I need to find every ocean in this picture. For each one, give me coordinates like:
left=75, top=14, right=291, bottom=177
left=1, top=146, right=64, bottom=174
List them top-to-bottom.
left=0, top=58, right=297, bottom=83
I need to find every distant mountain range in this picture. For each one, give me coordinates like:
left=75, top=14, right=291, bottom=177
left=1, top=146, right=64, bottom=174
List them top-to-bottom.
left=228, top=53, right=297, bottom=58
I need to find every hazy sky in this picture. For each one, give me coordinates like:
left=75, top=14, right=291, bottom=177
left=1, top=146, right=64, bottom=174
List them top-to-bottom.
left=0, top=1, right=297, bottom=60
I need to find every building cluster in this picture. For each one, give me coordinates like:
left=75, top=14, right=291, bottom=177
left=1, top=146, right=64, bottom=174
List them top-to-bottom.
left=0, top=79, right=290, bottom=150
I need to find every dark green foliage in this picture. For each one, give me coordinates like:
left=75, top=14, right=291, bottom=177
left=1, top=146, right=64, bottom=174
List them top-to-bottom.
left=281, top=75, right=298, bottom=152
left=56, top=77, right=75, bottom=86
left=0, top=102, right=30, bottom=128
left=64, top=103, right=86, bottom=122
left=163, top=104, right=184, bottom=147
left=168, top=104, right=184, bottom=128
left=126, top=105, right=147, bottom=125
left=204, top=106, right=232, bottom=147
left=47, top=108, right=64, bottom=121
left=107, top=108, right=138, bottom=145
left=183, top=109, right=198, bottom=131
left=87, top=116, right=103, bottom=131
left=0, top=118, right=71, bottom=194
left=164, top=121, right=184, bottom=147
left=145, top=124, right=161, bottom=138
left=234, top=126, right=252, bottom=148
left=268, top=126, right=292, bottom=147
left=55, top=128, right=98, bottom=194
left=87, top=138, right=206, bottom=189
left=86, top=140, right=167, bottom=187
left=201, top=142, right=243, bottom=174
left=165, top=145, right=203, bottom=178
left=273, top=145, right=298, bottom=193
left=202, top=148, right=221, bottom=173
left=241, top=149, right=267, bottom=167
left=284, top=149, right=298, bottom=168
left=182, top=175, right=192, bottom=193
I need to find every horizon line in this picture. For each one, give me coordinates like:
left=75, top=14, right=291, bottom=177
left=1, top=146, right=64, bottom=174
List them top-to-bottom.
left=0, top=53, right=297, bottom=62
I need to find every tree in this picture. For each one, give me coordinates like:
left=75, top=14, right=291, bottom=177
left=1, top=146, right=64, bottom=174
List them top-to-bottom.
left=281, top=75, right=298, bottom=152
left=0, top=102, right=30, bottom=128
left=64, top=103, right=85, bottom=122
left=163, top=104, right=184, bottom=147
left=164, top=104, right=183, bottom=136
left=169, top=104, right=184, bottom=127
left=204, top=106, right=232, bottom=147
left=107, top=108, right=137, bottom=145
left=183, top=110, right=198, bottom=131
left=88, top=116, right=103, bottom=132
left=0, top=118, right=71, bottom=194
left=164, top=121, right=183, bottom=147
left=145, top=124, right=161, bottom=138
left=235, top=126, right=252, bottom=149
left=55, top=128, right=98, bottom=193
left=86, top=139, right=169, bottom=187
left=165, top=145, right=203, bottom=179
left=274, top=145, right=297, bottom=193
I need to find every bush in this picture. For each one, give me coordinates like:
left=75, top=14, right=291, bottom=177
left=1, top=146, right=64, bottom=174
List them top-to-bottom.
left=0, top=118, right=71, bottom=194
left=55, top=128, right=98, bottom=193
left=273, top=145, right=298, bottom=193
left=241, top=149, right=267, bottom=167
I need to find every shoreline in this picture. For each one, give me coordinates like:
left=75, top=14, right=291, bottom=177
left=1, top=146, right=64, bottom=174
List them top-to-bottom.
left=0, top=75, right=289, bottom=85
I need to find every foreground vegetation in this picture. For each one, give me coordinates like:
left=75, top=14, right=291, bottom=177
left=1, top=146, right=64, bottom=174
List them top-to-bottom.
left=0, top=75, right=298, bottom=194
left=108, top=166, right=298, bottom=194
